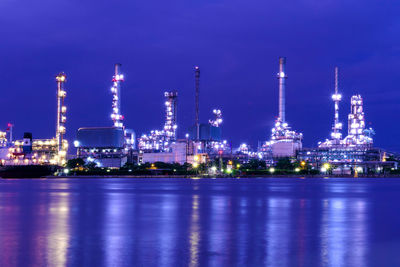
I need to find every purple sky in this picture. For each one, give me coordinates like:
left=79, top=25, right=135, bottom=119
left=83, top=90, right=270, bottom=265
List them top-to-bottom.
left=1, top=0, right=400, bottom=151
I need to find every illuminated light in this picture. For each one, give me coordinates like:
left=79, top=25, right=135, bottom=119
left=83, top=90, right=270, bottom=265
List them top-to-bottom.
left=279, top=72, right=285, bottom=78
left=56, top=74, right=66, bottom=82
left=332, top=93, right=342, bottom=101
left=73, top=140, right=80, bottom=147
left=194, top=155, right=199, bottom=162
left=193, top=162, right=199, bottom=168
left=323, top=163, right=330, bottom=170
left=269, top=167, right=275, bottom=173
left=321, top=167, right=327, bottom=172
left=295, top=168, right=300, bottom=172
left=63, top=169, right=69, bottom=174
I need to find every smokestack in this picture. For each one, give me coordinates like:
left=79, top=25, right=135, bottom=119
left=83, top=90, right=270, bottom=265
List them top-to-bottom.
left=278, top=57, right=287, bottom=122
left=195, top=66, right=200, bottom=140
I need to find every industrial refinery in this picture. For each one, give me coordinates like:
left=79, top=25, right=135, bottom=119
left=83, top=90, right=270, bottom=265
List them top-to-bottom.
left=0, top=58, right=397, bottom=176
left=0, top=73, right=68, bottom=167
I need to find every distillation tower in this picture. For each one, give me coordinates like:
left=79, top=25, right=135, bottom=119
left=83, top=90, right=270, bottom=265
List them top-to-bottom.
left=111, top=63, right=124, bottom=128
left=55, top=73, right=68, bottom=165
left=138, top=91, right=179, bottom=152
left=164, top=91, right=178, bottom=140
left=343, top=95, right=373, bottom=147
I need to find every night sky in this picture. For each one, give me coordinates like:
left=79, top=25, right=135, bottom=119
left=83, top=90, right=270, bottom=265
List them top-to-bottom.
left=1, top=0, right=399, bottom=151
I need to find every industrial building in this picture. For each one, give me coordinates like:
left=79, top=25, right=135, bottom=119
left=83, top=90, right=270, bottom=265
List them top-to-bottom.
left=74, top=64, right=135, bottom=168
left=138, top=66, right=230, bottom=165
left=189, top=66, right=230, bottom=155
left=297, top=67, right=393, bottom=173
left=0, top=73, right=68, bottom=166
left=138, top=91, right=178, bottom=152
left=76, top=127, right=128, bottom=167
left=0, top=131, right=6, bottom=148
left=5, top=133, right=58, bottom=165
left=140, top=140, right=188, bottom=165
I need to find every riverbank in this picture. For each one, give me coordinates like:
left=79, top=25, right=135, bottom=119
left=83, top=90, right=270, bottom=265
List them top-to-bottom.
left=39, top=174, right=400, bottom=179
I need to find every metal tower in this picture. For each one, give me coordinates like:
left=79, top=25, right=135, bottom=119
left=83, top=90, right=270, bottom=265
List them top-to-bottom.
left=278, top=57, right=287, bottom=123
left=111, top=63, right=124, bottom=128
left=195, top=66, right=200, bottom=140
left=331, top=67, right=342, bottom=141
left=56, top=72, right=67, bottom=165
left=164, top=91, right=178, bottom=140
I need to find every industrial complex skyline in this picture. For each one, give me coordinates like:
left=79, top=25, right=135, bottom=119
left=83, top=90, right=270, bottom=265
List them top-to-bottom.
left=1, top=0, right=399, bottom=151
left=0, top=59, right=380, bottom=152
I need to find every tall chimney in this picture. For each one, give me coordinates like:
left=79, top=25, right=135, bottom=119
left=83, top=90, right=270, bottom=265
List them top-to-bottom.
left=278, top=57, right=287, bottom=123
left=195, top=66, right=200, bottom=140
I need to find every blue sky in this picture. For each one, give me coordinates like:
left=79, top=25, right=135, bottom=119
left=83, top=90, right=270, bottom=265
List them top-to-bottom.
left=1, top=0, right=400, bottom=150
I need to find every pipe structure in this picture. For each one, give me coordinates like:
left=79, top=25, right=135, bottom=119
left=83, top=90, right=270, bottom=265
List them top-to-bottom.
left=278, top=57, right=287, bottom=123
left=111, top=63, right=124, bottom=128
left=195, top=66, right=200, bottom=140
left=55, top=72, right=67, bottom=165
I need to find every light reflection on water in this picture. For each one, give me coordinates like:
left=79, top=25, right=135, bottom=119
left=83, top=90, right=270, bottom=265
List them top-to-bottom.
left=0, top=178, right=399, bottom=266
left=46, top=191, right=71, bottom=267
left=189, top=194, right=200, bottom=267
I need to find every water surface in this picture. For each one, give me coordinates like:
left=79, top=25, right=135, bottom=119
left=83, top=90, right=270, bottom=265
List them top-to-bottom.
left=0, top=178, right=399, bottom=266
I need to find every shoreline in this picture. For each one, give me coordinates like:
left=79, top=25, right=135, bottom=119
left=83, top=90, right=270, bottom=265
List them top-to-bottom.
left=38, top=174, right=400, bottom=179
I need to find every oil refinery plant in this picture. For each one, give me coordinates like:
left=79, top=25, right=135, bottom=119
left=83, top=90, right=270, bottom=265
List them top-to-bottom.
left=0, top=58, right=398, bottom=175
